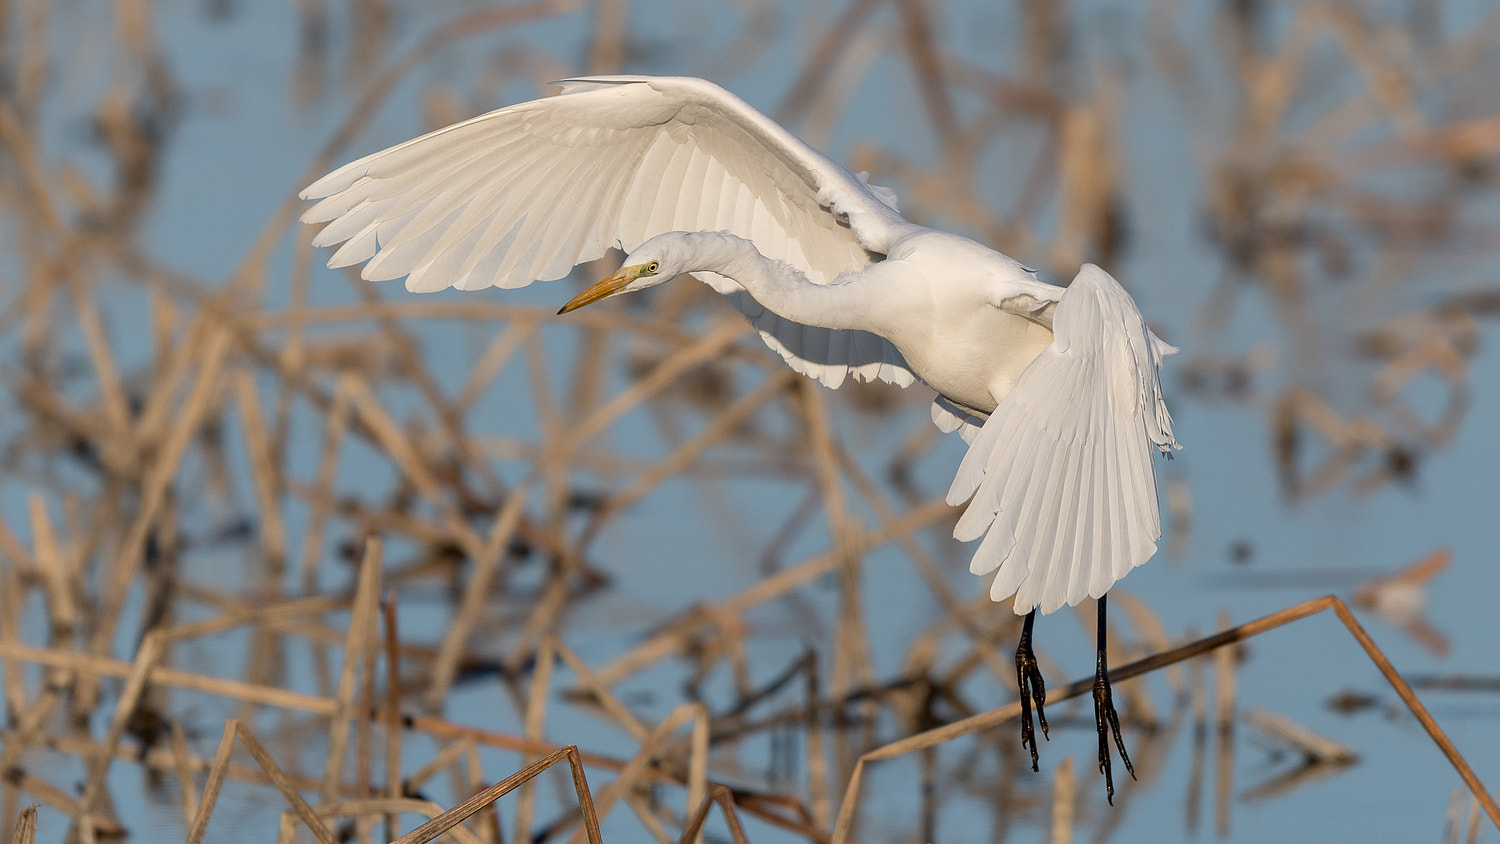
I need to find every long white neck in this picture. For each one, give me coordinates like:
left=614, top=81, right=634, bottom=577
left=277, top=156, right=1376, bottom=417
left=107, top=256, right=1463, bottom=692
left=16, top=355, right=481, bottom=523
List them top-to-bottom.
left=665, top=231, right=890, bottom=333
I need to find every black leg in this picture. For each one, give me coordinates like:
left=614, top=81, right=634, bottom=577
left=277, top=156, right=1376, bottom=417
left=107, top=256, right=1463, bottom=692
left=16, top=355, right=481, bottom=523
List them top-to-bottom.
left=1093, top=594, right=1135, bottom=804
left=1014, top=609, right=1049, bottom=772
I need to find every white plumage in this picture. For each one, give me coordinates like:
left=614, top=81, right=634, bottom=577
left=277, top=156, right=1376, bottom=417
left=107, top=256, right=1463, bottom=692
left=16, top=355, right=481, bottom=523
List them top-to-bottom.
left=300, top=75, right=1179, bottom=618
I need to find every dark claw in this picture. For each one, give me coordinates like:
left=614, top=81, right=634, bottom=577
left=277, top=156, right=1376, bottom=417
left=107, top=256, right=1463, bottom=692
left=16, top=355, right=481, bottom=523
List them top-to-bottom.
left=1015, top=611, right=1049, bottom=772
left=1093, top=671, right=1135, bottom=803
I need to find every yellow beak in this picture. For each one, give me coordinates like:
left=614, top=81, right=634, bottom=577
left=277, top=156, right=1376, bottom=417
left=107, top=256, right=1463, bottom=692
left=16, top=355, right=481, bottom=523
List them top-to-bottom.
left=557, top=265, right=638, bottom=315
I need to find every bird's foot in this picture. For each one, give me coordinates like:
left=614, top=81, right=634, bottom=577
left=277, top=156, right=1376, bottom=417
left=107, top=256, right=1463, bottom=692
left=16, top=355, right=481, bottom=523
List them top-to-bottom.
left=1015, top=634, right=1049, bottom=772
left=1092, top=669, right=1135, bottom=804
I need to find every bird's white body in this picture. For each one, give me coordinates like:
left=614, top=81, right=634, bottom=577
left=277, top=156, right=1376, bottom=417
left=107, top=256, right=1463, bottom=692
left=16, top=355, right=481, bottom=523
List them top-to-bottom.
left=301, top=75, right=1178, bottom=616
left=865, top=231, right=1055, bottom=415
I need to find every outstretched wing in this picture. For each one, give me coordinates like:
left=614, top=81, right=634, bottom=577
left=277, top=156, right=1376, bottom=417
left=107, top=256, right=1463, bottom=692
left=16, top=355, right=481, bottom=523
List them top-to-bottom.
left=301, top=75, right=917, bottom=388
left=945, top=264, right=1178, bottom=615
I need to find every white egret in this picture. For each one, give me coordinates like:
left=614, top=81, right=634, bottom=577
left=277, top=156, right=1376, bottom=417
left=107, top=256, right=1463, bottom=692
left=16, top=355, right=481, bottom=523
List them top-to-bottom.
left=301, top=75, right=1178, bottom=800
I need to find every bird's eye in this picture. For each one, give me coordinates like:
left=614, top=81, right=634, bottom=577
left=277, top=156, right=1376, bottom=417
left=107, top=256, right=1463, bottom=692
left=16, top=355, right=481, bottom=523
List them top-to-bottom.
left=646, top=261, right=660, bottom=274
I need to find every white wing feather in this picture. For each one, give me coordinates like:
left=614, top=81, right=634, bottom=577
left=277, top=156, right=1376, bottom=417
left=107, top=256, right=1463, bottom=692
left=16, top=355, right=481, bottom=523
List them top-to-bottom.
left=301, top=76, right=916, bottom=389
left=946, top=264, right=1178, bottom=615
left=930, top=395, right=984, bottom=444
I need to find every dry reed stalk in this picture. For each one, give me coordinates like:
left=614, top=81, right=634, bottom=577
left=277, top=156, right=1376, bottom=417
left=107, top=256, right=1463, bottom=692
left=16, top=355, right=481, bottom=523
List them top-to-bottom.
left=588, top=0, right=627, bottom=72
left=775, top=0, right=881, bottom=126
left=893, top=0, right=956, bottom=146
left=0, top=101, right=66, bottom=233
left=1052, top=103, right=1112, bottom=271
left=276, top=201, right=316, bottom=460
left=63, top=274, right=130, bottom=440
left=347, top=274, right=507, bottom=505
left=244, top=300, right=700, bottom=346
left=132, top=312, right=212, bottom=457
left=536, top=316, right=749, bottom=473
left=455, top=321, right=535, bottom=413
left=80, top=324, right=231, bottom=713
left=225, top=367, right=292, bottom=704
left=233, top=370, right=289, bottom=577
left=594, top=370, right=799, bottom=523
left=341, top=374, right=484, bottom=552
left=298, top=377, right=354, bottom=595
left=800, top=383, right=874, bottom=793
left=833, top=444, right=1019, bottom=686
left=283, top=481, right=460, bottom=550
left=424, top=485, right=532, bottom=708
left=27, top=495, right=73, bottom=653
left=593, top=496, right=956, bottom=686
left=321, top=539, right=384, bottom=803
left=0, top=543, right=29, bottom=715
left=505, top=559, right=581, bottom=675
left=1110, top=590, right=1184, bottom=700
left=382, top=593, right=404, bottom=840
left=162, top=594, right=350, bottom=644
left=828, top=595, right=1500, bottom=842
left=902, top=596, right=1016, bottom=706
left=932, top=606, right=1028, bottom=715
left=1213, top=609, right=1235, bottom=837
left=1184, top=627, right=1206, bottom=834
left=74, top=630, right=166, bottom=842
left=514, top=635, right=557, bottom=842
left=551, top=635, right=652, bottom=742
left=0, top=638, right=343, bottom=714
left=802, top=647, right=832, bottom=830
left=0, top=687, right=59, bottom=788
left=560, top=703, right=709, bottom=844
left=1242, top=708, right=1357, bottom=764
left=395, top=709, right=822, bottom=838
left=183, top=719, right=239, bottom=844
left=2, top=720, right=366, bottom=795
left=169, top=720, right=198, bottom=827
left=235, top=721, right=341, bottom=844
left=405, top=738, right=479, bottom=793
left=463, top=742, right=503, bottom=844
left=391, top=746, right=602, bottom=844
left=1051, top=755, right=1075, bottom=844
left=2, top=768, right=15, bottom=840
left=3, top=773, right=83, bottom=832
left=678, top=785, right=752, bottom=844
left=623, top=790, right=677, bottom=844
left=282, top=799, right=488, bottom=844
left=6, top=806, right=35, bottom=844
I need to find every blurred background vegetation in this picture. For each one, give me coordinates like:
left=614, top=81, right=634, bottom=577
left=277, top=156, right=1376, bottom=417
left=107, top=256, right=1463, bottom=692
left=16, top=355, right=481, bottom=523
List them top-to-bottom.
left=1, top=1, right=1498, bottom=842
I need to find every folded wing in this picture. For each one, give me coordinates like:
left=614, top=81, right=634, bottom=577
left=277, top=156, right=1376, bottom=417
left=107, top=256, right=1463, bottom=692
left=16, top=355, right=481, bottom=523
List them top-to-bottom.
left=300, top=76, right=917, bottom=388
left=946, top=264, right=1178, bottom=615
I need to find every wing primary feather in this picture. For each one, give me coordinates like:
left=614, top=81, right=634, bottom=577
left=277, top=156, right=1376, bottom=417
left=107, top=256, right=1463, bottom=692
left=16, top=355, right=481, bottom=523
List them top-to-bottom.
left=615, top=130, right=680, bottom=249
left=644, top=135, right=698, bottom=236
left=373, top=141, right=546, bottom=259
left=514, top=143, right=627, bottom=281
left=536, top=143, right=637, bottom=279
left=671, top=146, right=714, bottom=232
left=467, top=149, right=590, bottom=286
left=405, top=155, right=554, bottom=290
left=1070, top=369, right=1106, bottom=602
left=1035, top=409, right=1085, bottom=613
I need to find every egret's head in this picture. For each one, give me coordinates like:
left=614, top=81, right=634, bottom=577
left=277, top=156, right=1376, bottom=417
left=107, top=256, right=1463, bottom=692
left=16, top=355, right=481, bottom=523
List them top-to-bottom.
left=557, top=245, right=677, bottom=315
